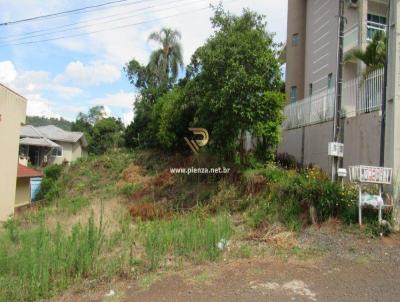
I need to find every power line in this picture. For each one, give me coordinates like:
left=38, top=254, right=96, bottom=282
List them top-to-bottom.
left=0, top=0, right=204, bottom=43
left=0, top=0, right=150, bottom=26
left=0, top=0, right=162, bottom=39
left=0, top=3, right=220, bottom=47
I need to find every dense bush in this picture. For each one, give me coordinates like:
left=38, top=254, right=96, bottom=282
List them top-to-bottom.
left=89, top=118, right=124, bottom=155
left=276, top=153, right=298, bottom=169
left=36, top=165, right=64, bottom=201
left=247, top=166, right=359, bottom=230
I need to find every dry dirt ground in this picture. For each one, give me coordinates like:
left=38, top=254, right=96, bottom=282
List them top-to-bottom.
left=46, top=223, right=400, bottom=302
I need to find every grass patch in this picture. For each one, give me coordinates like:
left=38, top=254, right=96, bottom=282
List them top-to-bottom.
left=57, top=196, right=90, bottom=215
left=138, top=212, right=233, bottom=271
left=0, top=214, right=104, bottom=302
left=191, top=272, right=214, bottom=284
left=138, top=273, right=163, bottom=289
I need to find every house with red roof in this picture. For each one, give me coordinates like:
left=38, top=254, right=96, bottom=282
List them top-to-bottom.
left=15, top=164, right=43, bottom=208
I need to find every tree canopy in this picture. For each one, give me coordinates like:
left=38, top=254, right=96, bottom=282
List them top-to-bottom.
left=124, top=7, right=285, bottom=164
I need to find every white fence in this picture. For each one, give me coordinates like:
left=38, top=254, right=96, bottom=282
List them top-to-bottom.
left=283, top=68, right=384, bottom=130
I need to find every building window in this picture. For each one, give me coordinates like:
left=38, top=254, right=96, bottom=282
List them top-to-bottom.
left=367, top=14, right=387, bottom=40
left=292, top=33, right=300, bottom=46
left=328, top=73, right=333, bottom=89
left=309, top=83, right=313, bottom=96
left=290, top=86, right=297, bottom=103
left=51, top=147, right=63, bottom=157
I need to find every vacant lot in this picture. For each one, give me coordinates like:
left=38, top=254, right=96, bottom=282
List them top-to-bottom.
left=1, top=150, right=397, bottom=302
left=47, top=224, right=400, bottom=302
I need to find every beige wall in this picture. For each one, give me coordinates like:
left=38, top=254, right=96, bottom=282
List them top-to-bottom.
left=285, top=0, right=307, bottom=101
left=304, top=0, right=339, bottom=95
left=0, top=84, right=27, bottom=221
left=278, top=112, right=380, bottom=175
left=49, top=141, right=83, bottom=165
left=72, top=142, right=83, bottom=161
left=15, top=178, right=31, bottom=208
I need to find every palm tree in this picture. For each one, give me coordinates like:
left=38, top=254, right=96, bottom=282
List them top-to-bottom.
left=148, top=28, right=184, bottom=87
left=345, top=30, right=386, bottom=77
left=345, top=30, right=387, bottom=112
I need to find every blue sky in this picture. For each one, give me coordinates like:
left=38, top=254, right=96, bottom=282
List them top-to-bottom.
left=0, top=0, right=287, bottom=125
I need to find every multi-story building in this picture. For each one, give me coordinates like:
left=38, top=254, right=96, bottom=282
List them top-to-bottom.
left=280, top=0, right=389, bottom=172
left=286, top=0, right=387, bottom=104
left=0, top=84, right=27, bottom=221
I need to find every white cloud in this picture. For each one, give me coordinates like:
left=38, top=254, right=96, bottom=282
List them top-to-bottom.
left=49, top=0, right=287, bottom=67
left=0, top=1, right=288, bottom=122
left=0, top=60, right=82, bottom=118
left=0, top=61, right=18, bottom=84
left=55, top=61, right=121, bottom=86
left=91, top=91, right=136, bottom=109
left=25, top=94, right=60, bottom=118
left=102, top=105, right=112, bottom=118
left=122, top=110, right=134, bottom=126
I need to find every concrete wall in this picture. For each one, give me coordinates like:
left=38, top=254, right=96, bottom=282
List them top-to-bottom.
left=384, top=0, right=400, bottom=223
left=0, top=84, right=27, bottom=221
left=343, top=111, right=380, bottom=167
left=279, top=112, right=381, bottom=174
left=303, top=121, right=333, bottom=172
left=277, top=127, right=303, bottom=160
left=15, top=178, right=31, bottom=208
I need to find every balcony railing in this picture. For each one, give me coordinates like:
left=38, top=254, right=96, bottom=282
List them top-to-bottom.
left=343, top=21, right=386, bottom=54
left=367, top=21, right=386, bottom=41
left=343, top=25, right=359, bottom=53
left=283, top=68, right=384, bottom=130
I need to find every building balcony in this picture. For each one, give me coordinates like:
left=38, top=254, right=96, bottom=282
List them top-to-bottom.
left=343, top=20, right=386, bottom=56
left=367, top=20, right=386, bottom=41
left=343, top=25, right=359, bottom=54
left=283, top=68, right=384, bottom=130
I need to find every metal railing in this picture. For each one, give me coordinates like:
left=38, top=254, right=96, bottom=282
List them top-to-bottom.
left=367, top=21, right=386, bottom=41
left=283, top=68, right=384, bottom=130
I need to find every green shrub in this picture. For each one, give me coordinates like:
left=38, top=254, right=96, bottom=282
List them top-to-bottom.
left=276, top=153, right=298, bottom=169
left=36, top=165, right=64, bottom=202
left=43, top=165, right=63, bottom=180
left=247, top=165, right=359, bottom=229
left=119, top=183, right=143, bottom=198
left=248, top=195, right=301, bottom=232
left=138, top=212, right=232, bottom=271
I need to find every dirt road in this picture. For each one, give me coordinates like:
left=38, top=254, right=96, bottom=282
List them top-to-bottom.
left=49, top=226, right=400, bottom=302
left=119, top=257, right=399, bottom=302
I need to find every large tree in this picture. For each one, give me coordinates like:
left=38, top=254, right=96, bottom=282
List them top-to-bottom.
left=186, top=7, right=284, bottom=162
left=124, top=28, right=183, bottom=147
left=148, top=28, right=184, bottom=87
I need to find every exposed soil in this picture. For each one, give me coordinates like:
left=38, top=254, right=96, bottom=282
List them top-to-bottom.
left=45, top=222, right=400, bottom=302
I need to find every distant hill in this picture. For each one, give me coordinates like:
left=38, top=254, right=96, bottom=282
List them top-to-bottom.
left=26, top=116, right=73, bottom=131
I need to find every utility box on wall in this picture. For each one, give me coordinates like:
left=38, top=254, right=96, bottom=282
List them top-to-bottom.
left=328, top=142, right=344, bottom=158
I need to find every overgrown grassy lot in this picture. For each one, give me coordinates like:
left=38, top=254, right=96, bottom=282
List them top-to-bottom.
left=0, top=150, right=390, bottom=302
